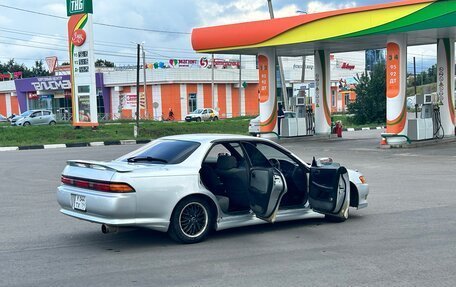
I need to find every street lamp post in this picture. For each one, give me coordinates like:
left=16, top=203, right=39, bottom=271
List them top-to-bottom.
left=267, top=0, right=289, bottom=110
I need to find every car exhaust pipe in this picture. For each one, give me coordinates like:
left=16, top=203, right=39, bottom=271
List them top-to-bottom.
left=101, top=224, right=119, bottom=234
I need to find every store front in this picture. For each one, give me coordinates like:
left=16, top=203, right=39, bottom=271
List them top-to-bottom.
left=14, top=74, right=110, bottom=120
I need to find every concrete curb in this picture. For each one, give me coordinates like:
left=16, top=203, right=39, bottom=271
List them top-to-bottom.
left=342, top=126, right=385, bottom=132
left=0, top=139, right=152, bottom=152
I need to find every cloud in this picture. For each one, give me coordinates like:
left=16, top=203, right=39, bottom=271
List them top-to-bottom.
left=196, top=0, right=300, bottom=26
left=307, top=1, right=357, bottom=13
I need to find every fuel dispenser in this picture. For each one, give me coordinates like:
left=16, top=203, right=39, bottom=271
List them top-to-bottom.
left=282, top=85, right=315, bottom=137
left=407, top=93, right=444, bottom=140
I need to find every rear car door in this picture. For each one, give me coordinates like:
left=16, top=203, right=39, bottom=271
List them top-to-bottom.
left=202, top=109, right=209, bottom=121
left=42, top=111, right=52, bottom=124
left=242, top=142, right=287, bottom=222
left=308, top=161, right=349, bottom=215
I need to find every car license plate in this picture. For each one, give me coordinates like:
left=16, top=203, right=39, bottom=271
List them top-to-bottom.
left=73, top=194, right=86, bottom=211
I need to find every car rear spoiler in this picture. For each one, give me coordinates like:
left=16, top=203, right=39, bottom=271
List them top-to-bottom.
left=67, top=160, right=133, bottom=173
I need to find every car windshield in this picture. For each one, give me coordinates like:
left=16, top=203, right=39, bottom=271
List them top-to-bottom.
left=191, top=109, right=203, bottom=114
left=20, top=111, right=33, bottom=117
left=119, top=139, right=200, bottom=164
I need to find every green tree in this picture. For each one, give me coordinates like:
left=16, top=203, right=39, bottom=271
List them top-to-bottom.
left=0, top=59, right=50, bottom=78
left=95, top=59, right=115, bottom=67
left=31, top=60, right=50, bottom=77
left=348, top=62, right=386, bottom=125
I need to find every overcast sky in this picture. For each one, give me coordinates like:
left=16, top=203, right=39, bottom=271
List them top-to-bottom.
left=0, top=0, right=438, bottom=70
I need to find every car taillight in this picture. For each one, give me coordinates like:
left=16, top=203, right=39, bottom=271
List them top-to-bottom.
left=61, top=176, right=135, bottom=193
left=359, top=176, right=367, bottom=184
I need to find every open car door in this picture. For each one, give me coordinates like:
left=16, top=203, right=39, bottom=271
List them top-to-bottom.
left=243, top=142, right=287, bottom=223
left=308, top=160, right=349, bottom=215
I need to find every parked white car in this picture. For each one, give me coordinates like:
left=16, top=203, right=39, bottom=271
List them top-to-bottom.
left=185, top=108, right=219, bottom=122
left=57, top=134, right=369, bottom=244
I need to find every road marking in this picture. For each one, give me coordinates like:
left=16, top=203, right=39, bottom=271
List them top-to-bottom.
left=89, top=142, right=105, bottom=146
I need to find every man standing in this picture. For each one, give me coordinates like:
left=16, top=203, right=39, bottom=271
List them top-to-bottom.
left=277, top=103, right=285, bottom=135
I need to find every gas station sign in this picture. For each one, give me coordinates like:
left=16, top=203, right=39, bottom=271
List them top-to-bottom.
left=66, top=0, right=98, bottom=127
left=66, top=0, right=93, bottom=16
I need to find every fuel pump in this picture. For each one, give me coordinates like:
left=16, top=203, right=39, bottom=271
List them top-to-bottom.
left=284, top=84, right=315, bottom=137
left=407, top=93, right=442, bottom=140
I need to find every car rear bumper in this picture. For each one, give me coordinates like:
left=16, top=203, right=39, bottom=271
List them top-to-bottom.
left=57, top=185, right=137, bottom=225
left=57, top=185, right=170, bottom=232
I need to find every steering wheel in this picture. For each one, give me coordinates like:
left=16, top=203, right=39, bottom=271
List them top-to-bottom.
left=269, top=158, right=281, bottom=170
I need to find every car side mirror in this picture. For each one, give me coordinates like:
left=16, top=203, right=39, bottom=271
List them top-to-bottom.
left=316, top=157, right=333, bottom=166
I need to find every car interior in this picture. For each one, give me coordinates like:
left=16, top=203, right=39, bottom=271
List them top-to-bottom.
left=200, top=141, right=309, bottom=214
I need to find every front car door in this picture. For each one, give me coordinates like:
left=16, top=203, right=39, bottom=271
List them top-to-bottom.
left=30, top=111, right=43, bottom=125
left=242, top=142, right=287, bottom=222
left=308, top=160, right=349, bottom=216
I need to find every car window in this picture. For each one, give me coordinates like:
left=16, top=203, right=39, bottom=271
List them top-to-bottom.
left=32, top=111, right=42, bottom=117
left=43, top=111, right=51, bottom=116
left=120, top=140, right=200, bottom=164
left=204, top=142, right=246, bottom=164
left=242, top=142, right=271, bottom=168
left=253, top=143, right=300, bottom=167
left=204, top=144, right=231, bottom=163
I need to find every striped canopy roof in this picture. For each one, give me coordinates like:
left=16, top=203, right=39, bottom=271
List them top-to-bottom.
left=192, top=0, right=456, bottom=55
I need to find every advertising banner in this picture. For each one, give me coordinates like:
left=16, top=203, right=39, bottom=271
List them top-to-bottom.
left=67, top=0, right=98, bottom=127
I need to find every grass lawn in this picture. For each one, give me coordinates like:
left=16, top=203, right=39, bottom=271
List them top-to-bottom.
left=0, top=118, right=251, bottom=147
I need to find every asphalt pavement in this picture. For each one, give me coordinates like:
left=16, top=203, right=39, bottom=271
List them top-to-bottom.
left=1, top=130, right=455, bottom=287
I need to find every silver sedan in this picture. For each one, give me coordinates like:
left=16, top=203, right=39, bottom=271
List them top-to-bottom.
left=57, top=134, right=369, bottom=243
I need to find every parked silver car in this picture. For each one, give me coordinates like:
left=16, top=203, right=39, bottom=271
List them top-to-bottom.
left=11, top=110, right=57, bottom=126
left=57, top=134, right=369, bottom=243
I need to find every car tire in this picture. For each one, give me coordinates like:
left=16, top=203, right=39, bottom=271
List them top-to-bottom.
left=213, top=116, right=218, bottom=121
left=196, top=117, right=201, bottom=122
left=49, top=121, right=56, bottom=125
left=23, top=122, right=31, bottom=126
left=168, top=197, right=213, bottom=244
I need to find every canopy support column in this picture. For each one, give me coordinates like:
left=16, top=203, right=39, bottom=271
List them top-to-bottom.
left=386, top=34, right=408, bottom=135
left=436, top=38, right=456, bottom=137
left=258, top=48, right=278, bottom=134
left=314, top=50, right=331, bottom=134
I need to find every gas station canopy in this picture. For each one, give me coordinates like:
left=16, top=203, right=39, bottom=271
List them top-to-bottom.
left=192, top=0, right=456, bottom=56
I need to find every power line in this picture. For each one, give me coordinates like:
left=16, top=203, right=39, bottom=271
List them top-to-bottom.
left=0, top=4, right=191, bottom=35
left=0, top=27, right=195, bottom=53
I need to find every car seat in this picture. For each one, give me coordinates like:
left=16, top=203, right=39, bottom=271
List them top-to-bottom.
left=216, top=155, right=250, bottom=211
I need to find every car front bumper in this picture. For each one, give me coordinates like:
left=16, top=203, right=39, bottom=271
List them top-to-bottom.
left=355, top=183, right=369, bottom=209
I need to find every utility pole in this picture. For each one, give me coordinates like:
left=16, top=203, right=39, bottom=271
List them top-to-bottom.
left=267, top=0, right=288, bottom=110
left=135, top=43, right=140, bottom=138
left=142, top=43, right=147, bottom=119
left=211, top=54, right=215, bottom=110
left=239, top=54, right=242, bottom=117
